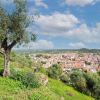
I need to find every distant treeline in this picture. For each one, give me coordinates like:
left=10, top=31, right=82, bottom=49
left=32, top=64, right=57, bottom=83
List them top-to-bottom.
left=14, top=48, right=100, bottom=54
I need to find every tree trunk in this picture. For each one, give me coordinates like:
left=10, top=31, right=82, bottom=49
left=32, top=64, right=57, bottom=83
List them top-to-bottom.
left=3, top=50, right=11, bottom=77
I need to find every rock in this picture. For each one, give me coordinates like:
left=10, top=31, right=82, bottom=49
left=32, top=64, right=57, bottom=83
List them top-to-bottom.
left=37, top=73, right=48, bottom=86
left=66, top=92, right=74, bottom=96
left=61, top=97, right=64, bottom=100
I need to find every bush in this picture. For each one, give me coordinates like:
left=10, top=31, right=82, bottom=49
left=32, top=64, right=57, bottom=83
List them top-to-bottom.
left=11, top=54, right=34, bottom=68
left=47, top=64, right=63, bottom=79
left=38, top=67, right=47, bottom=75
left=10, top=68, right=40, bottom=88
left=10, top=68, right=24, bottom=80
left=70, top=70, right=87, bottom=93
left=70, top=71, right=100, bottom=99
left=22, top=72, right=41, bottom=88
left=60, top=73, right=71, bottom=85
left=84, top=73, right=100, bottom=99
left=84, top=73, right=95, bottom=94
left=93, top=84, right=100, bottom=100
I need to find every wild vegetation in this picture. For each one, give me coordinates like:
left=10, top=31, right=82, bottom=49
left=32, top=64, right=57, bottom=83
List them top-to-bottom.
left=0, top=1, right=99, bottom=100
left=0, top=53, right=95, bottom=100
left=47, top=64, right=100, bottom=100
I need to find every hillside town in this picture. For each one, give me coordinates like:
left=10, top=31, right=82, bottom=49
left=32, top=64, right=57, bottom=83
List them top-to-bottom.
left=31, top=53, right=100, bottom=73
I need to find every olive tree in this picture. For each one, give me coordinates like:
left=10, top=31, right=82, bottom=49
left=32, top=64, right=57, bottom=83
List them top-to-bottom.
left=0, top=0, right=36, bottom=76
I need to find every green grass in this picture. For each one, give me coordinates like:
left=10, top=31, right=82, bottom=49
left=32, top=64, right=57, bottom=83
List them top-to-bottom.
left=0, top=76, right=94, bottom=100
left=0, top=77, right=24, bottom=100
left=30, top=78, right=94, bottom=100
left=48, top=79, right=94, bottom=100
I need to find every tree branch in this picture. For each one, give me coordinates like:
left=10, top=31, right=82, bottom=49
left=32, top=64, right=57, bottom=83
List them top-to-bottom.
left=8, top=37, right=20, bottom=50
left=1, top=38, right=8, bottom=50
left=8, top=40, right=17, bottom=50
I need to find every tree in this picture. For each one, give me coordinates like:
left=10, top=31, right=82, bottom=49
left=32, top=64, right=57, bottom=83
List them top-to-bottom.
left=0, top=0, right=36, bottom=76
left=70, top=70, right=87, bottom=93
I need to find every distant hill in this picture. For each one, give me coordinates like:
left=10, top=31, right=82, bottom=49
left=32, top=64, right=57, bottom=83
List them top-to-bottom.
left=14, top=48, right=100, bottom=54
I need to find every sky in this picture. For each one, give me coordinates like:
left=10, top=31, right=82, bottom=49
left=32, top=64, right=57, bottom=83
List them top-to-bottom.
left=0, top=0, right=100, bottom=49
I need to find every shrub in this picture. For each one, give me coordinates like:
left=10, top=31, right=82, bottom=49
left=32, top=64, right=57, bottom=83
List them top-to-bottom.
left=11, top=54, right=34, bottom=68
left=32, top=61, right=43, bottom=72
left=47, top=64, right=63, bottom=79
left=38, top=67, right=47, bottom=75
left=10, top=68, right=40, bottom=88
left=10, top=68, right=24, bottom=80
left=64, top=69, right=100, bottom=99
left=70, top=70, right=87, bottom=93
left=22, top=72, right=40, bottom=88
left=60, top=73, right=71, bottom=85
left=84, top=73, right=100, bottom=98
left=84, top=73, right=95, bottom=94
left=93, top=83, right=100, bottom=100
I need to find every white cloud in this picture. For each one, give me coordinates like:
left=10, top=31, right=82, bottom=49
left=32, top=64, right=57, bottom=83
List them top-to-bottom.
left=34, top=0, right=48, bottom=8
left=63, top=0, right=99, bottom=7
left=32, top=12, right=100, bottom=44
left=35, top=12, right=80, bottom=36
left=66, top=23, right=100, bottom=43
left=15, top=40, right=54, bottom=50
left=69, top=42, right=87, bottom=49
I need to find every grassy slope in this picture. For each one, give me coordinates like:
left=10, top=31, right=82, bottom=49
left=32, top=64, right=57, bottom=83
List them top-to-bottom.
left=0, top=55, right=94, bottom=100
left=0, top=77, right=94, bottom=100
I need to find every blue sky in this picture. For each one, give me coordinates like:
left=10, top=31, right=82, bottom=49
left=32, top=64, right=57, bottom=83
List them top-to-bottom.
left=1, top=0, right=100, bottom=49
